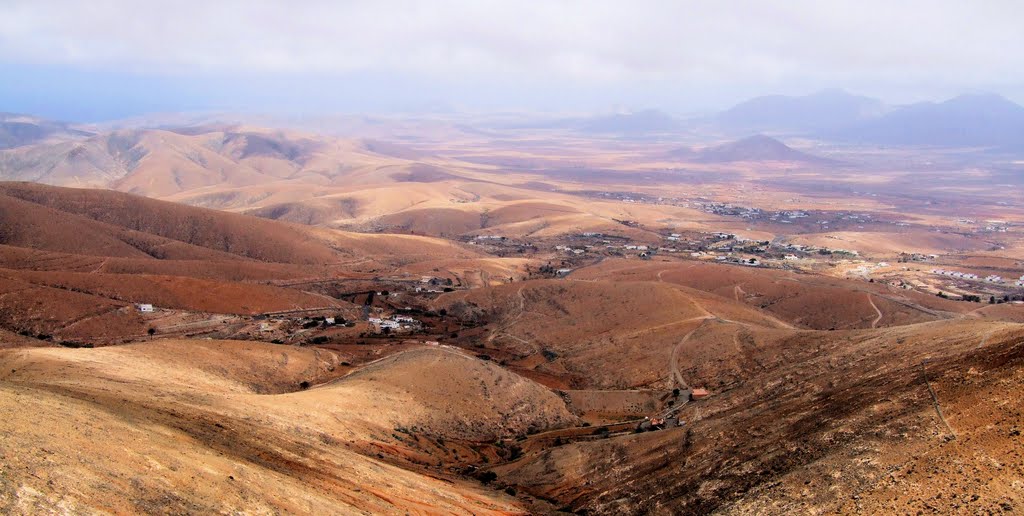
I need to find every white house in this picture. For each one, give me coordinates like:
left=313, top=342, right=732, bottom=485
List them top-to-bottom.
left=137, top=304, right=154, bottom=313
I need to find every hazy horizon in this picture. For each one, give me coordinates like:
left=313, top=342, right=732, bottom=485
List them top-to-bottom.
left=3, top=0, right=1024, bottom=121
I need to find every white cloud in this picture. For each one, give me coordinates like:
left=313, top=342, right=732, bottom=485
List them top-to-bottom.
left=2, top=0, right=1023, bottom=106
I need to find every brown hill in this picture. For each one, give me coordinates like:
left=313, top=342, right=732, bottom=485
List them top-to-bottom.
left=0, top=127, right=411, bottom=197
left=0, top=181, right=343, bottom=263
left=0, top=182, right=478, bottom=267
left=0, top=244, right=330, bottom=282
left=568, top=259, right=965, bottom=329
left=0, top=268, right=342, bottom=316
left=434, top=278, right=792, bottom=389
left=494, top=318, right=1024, bottom=514
left=0, top=341, right=570, bottom=513
left=320, top=347, right=579, bottom=440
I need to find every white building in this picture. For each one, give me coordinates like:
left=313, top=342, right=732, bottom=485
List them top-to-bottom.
left=137, top=304, right=154, bottom=313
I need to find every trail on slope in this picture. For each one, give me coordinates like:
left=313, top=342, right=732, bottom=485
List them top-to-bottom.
left=733, top=283, right=747, bottom=302
left=486, top=285, right=538, bottom=351
left=866, top=293, right=884, bottom=329
left=669, top=319, right=708, bottom=390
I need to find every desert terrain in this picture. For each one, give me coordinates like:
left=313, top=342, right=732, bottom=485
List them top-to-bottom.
left=1, top=97, right=1023, bottom=514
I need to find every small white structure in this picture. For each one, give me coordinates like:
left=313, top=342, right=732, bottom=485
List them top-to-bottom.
left=137, top=304, right=154, bottom=313
left=324, top=317, right=336, bottom=325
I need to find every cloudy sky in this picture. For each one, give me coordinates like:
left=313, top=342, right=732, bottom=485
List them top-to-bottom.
left=2, top=0, right=1022, bottom=120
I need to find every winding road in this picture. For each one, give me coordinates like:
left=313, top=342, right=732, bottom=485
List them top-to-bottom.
left=866, top=293, right=884, bottom=329
left=669, top=319, right=708, bottom=390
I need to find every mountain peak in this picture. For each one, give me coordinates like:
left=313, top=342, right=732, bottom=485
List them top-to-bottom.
left=695, top=134, right=827, bottom=163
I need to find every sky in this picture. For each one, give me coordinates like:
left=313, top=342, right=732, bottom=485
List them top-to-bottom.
left=2, top=0, right=1023, bottom=121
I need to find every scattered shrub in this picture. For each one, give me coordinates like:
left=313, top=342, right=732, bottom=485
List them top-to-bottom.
left=475, top=471, right=498, bottom=484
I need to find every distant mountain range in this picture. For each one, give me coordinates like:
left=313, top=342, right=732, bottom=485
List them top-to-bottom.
left=717, top=89, right=887, bottom=133
left=717, top=90, right=1024, bottom=148
left=831, top=93, right=1024, bottom=147
left=0, top=113, right=93, bottom=149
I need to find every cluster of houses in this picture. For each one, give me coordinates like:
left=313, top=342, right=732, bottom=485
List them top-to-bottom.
left=983, top=221, right=1009, bottom=233
left=554, top=245, right=587, bottom=255
left=898, top=252, right=938, bottom=263
left=929, top=269, right=1024, bottom=288
left=931, top=269, right=981, bottom=281
left=413, top=276, right=455, bottom=294
left=368, top=315, right=421, bottom=333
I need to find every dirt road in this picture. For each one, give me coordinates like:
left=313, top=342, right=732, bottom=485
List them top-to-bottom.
left=867, top=293, right=883, bottom=328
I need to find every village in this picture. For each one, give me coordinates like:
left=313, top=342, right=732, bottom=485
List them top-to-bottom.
left=466, top=226, right=868, bottom=279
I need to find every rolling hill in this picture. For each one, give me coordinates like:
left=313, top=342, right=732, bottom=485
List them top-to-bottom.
left=0, top=182, right=482, bottom=340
